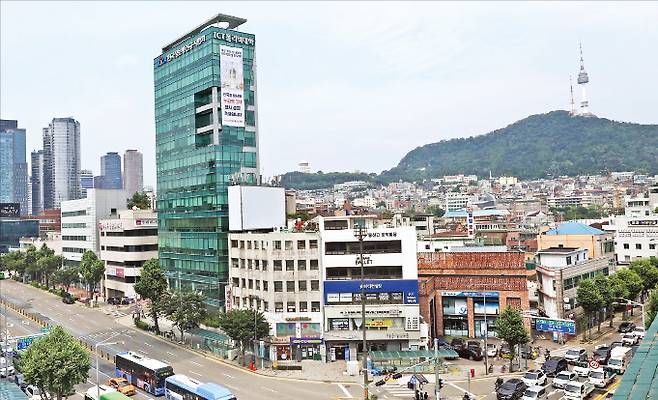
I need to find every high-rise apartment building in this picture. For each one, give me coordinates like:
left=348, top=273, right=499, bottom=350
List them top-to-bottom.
left=154, top=14, right=259, bottom=307
left=43, top=117, right=81, bottom=209
left=0, top=119, right=28, bottom=215
left=123, top=149, right=143, bottom=195
left=31, top=150, right=45, bottom=215
left=96, top=152, right=122, bottom=189
left=79, top=169, right=94, bottom=199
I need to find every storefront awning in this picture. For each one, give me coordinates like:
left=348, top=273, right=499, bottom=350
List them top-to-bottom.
left=370, top=349, right=458, bottom=361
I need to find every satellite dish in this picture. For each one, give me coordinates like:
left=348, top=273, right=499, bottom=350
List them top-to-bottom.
left=563, top=297, right=570, bottom=303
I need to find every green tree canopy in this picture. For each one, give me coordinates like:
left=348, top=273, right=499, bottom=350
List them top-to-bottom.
left=127, top=192, right=151, bottom=209
left=425, top=205, right=445, bottom=217
left=79, top=250, right=105, bottom=298
left=37, top=255, right=64, bottom=289
left=134, top=258, right=168, bottom=333
left=629, top=260, right=658, bottom=299
left=52, top=266, right=80, bottom=293
left=615, top=268, right=644, bottom=301
left=646, top=289, right=658, bottom=329
left=163, top=291, right=208, bottom=341
left=495, top=305, right=529, bottom=370
left=218, top=309, right=270, bottom=365
left=21, top=326, right=90, bottom=400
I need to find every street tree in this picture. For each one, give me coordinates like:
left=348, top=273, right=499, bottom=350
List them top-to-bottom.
left=127, top=192, right=151, bottom=209
left=23, top=245, right=39, bottom=281
left=79, top=250, right=105, bottom=298
left=37, top=255, right=64, bottom=289
left=134, top=258, right=168, bottom=333
left=629, top=260, right=658, bottom=300
left=52, top=266, right=80, bottom=293
left=615, top=268, right=644, bottom=301
left=607, top=274, right=630, bottom=326
left=593, top=275, right=615, bottom=331
left=576, top=279, right=603, bottom=339
left=646, top=288, right=658, bottom=329
left=163, top=291, right=208, bottom=342
left=494, top=305, right=529, bottom=371
left=218, top=309, right=270, bottom=366
left=21, top=325, right=90, bottom=400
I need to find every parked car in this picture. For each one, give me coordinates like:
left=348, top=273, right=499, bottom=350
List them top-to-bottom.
left=617, top=322, right=635, bottom=333
left=631, top=326, right=645, bottom=339
left=621, top=333, right=639, bottom=347
left=451, top=338, right=466, bottom=350
left=467, top=340, right=482, bottom=351
left=609, top=341, right=623, bottom=350
left=487, top=343, right=498, bottom=358
left=500, top=343, right=512, bottom=358
left=593, top=345, right=611, bottom=364
left=457, top=346, right=484, bottom=361
left=565, top=347, right=588, bottom=364
left=542, top=357, right=568, bottom=377
left=573, top=364, right=591, bottom=378
left=588, top=368, right=617, bottom=388
left=522, top=370, right=547, bottom=387
left=552, top=370, right=578, bottom=389
left=106, top=377, right=136, bottom=396
left=497, top=378, right=528, bottom=400
left=563, top=381, right=595, bottom=400
left=24, top=385, right=50, bottom=400
left=522, top=385, right=547, bottom=400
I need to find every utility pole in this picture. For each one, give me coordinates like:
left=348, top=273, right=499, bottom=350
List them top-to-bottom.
left=354, top=224, right=369, bottom=400
left=483, top=294, right=489, bottom=375
left=434, top=337, right=441, bottom=400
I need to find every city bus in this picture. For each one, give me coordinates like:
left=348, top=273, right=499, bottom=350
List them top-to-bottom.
left=115, top=351, right=174, bottom=396
left=165, top=374, right=237, bottom=400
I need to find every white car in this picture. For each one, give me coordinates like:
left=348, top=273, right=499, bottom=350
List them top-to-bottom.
left=632, top=326, right=645, bottom=339
left=621, top=333, right=638, bottom=346
left=487, top=343, right=498, bottom=358
left=573, top=364, right=590, bottom=378
left=522, top=370, right=547, bottom=387
left=552, top=370, right=578, bottom=389
left=522, top=385, right=547, bottom=400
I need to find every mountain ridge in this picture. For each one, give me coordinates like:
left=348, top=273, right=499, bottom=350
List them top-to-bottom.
left=280, top=110, right=658, bottom=190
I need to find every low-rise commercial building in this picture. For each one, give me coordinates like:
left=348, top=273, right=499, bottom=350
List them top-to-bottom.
left=60, top=189, right=128, bottom=265
left=607, top=189, right=658, bottom=263
left=21, top=208, right=61, bottom=237
left=99, top=209, right=157, bottom=299
left=319, top=216, right=426, bottom=361
left=0, top=219, right=39, bottom=253
left=537, top=222, right=615, bottom=259
left=228, top=230, right=323, bottom=361
left=535, top=247, right=612, bottom=320
left=417, top=250, right=530, bottom=339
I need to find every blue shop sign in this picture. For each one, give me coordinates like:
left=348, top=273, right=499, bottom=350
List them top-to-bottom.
left=324, top=279, right=419, bottom=304
left=535, top=318, right=576, bottom=335
left=290, top=337, right=323, bottom=345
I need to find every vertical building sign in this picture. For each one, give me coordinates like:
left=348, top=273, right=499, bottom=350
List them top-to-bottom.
left=220, top=45, right=245, bottom=127
left=466, top=207, right=475, bottom=238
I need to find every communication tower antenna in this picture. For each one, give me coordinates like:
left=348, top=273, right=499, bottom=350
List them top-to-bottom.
left=569, top=76, right=576, bottom=116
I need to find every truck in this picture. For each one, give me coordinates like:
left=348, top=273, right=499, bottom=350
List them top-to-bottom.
left=607, top=346, right=633, bottom=374
left=588, top=368, right=617, bottom=388
left=563, top=381, right=595, bottom=400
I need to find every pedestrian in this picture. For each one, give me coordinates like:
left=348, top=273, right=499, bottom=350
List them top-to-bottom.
left=415, top=389, right=420, bottom=400
left=423, top=391, right=429, bottom=400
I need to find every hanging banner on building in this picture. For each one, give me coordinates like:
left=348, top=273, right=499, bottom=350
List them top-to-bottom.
left=220, top=45, right=245, bottom=127
left=534, top=318, right=576, bottom=335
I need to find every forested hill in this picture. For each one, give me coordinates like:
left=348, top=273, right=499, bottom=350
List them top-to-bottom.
left=280, top=111, right=658, bottom=189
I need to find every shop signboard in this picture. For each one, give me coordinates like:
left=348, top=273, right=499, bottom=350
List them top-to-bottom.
left=324, top=279, right=419, bottom=304
left=442, top=291, right=499, bottom=298
left=534, top=318, right=576, bottom=335
left=365, top=319, right=393, bottom=328
left=290, top=337, right=323, bottom=345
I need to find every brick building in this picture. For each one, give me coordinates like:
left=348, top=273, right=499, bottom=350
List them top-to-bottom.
left=22, top=208, right=61, bottom=237
left=418, top=250, right=530, bottom=339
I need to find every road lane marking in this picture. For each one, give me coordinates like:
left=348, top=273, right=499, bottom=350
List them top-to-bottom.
left=144, top=342, right=152, bottom=347
left=167, top=351, right=175, bottom=356
left=189, top=360, right=202, bottom=366
left=190, top=371, right=202, bottom=376
left=223, top=373, right=235, bottom=379
left=447, top=382, right=476, bottom=397
left=337, top=383, right=352, bottom=398
left=262, top=387, right=278, bottom=393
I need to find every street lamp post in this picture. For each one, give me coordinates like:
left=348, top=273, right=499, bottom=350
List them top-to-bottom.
left=354, top=223, right=369, bottom=400
left=483, top=294, right=489, bottom=375
left=95, top=333, right=124, bottom=400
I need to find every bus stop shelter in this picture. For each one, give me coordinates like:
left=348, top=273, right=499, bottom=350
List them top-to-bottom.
left=370, top=349, right=458, bottom=373
left=0, top=381, right=28, bottom=399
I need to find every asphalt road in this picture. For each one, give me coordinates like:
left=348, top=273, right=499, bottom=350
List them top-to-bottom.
left=1, top=280, right=362, bottom=400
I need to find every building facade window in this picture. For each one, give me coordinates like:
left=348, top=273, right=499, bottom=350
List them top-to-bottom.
left=274, top=281, right=283, bottom=292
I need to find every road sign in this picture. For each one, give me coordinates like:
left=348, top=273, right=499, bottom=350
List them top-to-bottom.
left=534, top=318, right=576, bottom=335
left=589, top=360, right=600, bottom=369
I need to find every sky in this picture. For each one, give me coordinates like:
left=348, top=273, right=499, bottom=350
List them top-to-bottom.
left=2, top=1, right=657, bottom=188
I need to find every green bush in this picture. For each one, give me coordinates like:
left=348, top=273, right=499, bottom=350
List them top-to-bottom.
left=11, top=275, right=20, bottom=281
left=202, top=313, right=221, bottom=328
left=134, top=319, right=151, bottom=331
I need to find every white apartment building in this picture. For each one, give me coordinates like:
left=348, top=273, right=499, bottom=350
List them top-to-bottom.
left=608, top=188, right=658, bottom=264
left=60, top=189, right=129, bottom=266
left=445, top=193, right=471, bottom=211
left=99, top=209, right=157, bottom=299
left=319, top=215, right=426, bottom=362
left=228, top=230, right=323, bottom=361
left=535, top=247, right=612, bottom=320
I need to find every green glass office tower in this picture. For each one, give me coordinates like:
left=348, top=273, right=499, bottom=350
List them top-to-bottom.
left=154, top=14, right=259, bottom=307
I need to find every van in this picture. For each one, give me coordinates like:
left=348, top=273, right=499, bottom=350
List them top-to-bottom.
left=607, top=346, right=633, bottom=374
left=84, top=385, right=117, bottom=400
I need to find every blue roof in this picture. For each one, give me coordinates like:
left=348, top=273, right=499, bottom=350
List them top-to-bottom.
left=443, top=209, right=507, bottom=218
left=545, top=222, right=605, bottom=236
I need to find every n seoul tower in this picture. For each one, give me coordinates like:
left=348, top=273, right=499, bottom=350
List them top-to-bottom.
left=577, top=42, right=592, bottom=116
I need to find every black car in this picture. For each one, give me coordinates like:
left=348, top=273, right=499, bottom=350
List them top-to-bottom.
left=61, top=293, right=76, bottom=304
left=618, top=322, right=636, bottom=333
left=451, top=338, right=466, bottom=350
left=457, top=346, right=484, bottom=361
left=593, top=346, right=612, bottom=364
left=541, top=357, right=568, bottom=377
left=497, top=378, right=527, bottom=400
